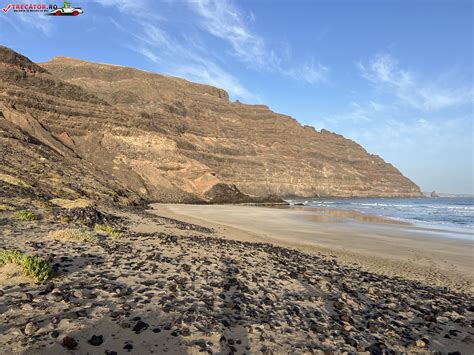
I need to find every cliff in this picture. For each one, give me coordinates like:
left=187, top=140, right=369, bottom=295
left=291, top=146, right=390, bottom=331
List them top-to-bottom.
left=0, top=46, right=421, bottom=203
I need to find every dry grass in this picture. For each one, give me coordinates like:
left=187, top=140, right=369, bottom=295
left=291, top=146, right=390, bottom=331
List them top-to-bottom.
left=0, top=174, right=31, bottom=188
left=49, top=198, right=92, bottom=209
left=32, top=199, right=54, bottom=210
left=95, top=224, right=123, bottom=239
left=48, top=228, right=97, bottom=243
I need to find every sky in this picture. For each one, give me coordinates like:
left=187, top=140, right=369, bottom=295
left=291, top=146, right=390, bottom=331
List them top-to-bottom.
left=0, top=0, right=472, bottom=194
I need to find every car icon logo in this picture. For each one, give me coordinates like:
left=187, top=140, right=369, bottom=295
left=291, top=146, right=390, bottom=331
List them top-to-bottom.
left=47, top=1, right=84, bottom=16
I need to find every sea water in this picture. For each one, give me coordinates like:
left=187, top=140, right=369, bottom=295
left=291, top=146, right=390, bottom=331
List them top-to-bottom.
left=286, top=197, right=474, bottom=239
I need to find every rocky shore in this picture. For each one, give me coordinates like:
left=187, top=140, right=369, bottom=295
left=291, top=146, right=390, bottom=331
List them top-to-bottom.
left=0, top=201, right=473, bottom=354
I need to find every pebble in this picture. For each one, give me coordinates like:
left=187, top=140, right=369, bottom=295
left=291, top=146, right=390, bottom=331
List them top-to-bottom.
left=1, top=209, right=472, bottom=354
left=44, top=282, right=55, bottom=293
left=22, top=293, right=34, bottom=302
left=21, top=303, right=34, bottom=311
left=76, top=309, right=87, bottom=317
left=133, top=320, right=149, bottom=333
left=24, top=322, right=39, bottom=335
left=50, top=330, right=59, bottom=338
left=89, top=335, right=104, bottom=346
left=62, top=336, right=78, bottom=349
left=416, top=339, right=426, bottom=347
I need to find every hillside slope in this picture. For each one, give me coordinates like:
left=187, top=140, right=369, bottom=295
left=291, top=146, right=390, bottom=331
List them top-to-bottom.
left=0, top=46, right=421, bottom=203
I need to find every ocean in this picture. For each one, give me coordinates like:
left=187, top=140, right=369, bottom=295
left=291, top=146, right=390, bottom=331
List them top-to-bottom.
left=286, top=197, right=474, bottom=239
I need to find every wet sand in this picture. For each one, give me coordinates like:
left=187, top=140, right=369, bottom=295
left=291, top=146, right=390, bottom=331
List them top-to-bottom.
left=154, top=204, right=474, bottom=293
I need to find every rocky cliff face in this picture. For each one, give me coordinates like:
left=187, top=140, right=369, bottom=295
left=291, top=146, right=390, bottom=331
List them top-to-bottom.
left=0, top=46, right=421, bottom=203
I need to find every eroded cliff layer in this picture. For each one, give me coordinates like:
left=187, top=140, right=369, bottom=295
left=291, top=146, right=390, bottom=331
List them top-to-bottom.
left=0, top=46, right=421, bottom=203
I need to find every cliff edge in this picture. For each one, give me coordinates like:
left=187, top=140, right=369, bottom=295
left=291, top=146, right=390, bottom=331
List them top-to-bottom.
left=0, top=46, right=421, bottom=203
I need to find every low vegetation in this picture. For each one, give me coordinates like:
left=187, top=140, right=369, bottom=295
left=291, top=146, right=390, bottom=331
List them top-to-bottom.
left=0, top=173, right=31, bottom=188
left=50, top=198, right=92, bottom=209
left=32, top=199, right=53, bottom=210
left=0, top=204, right=14, bottom=211
left=13, top=210, right=37, bottom=221
left=59, top=215, right=71, bottom=223
left=95, top=223, right=123, bottom=239
left=48, top=228, right=97, bottom=243
left=0, top=250, right=51, bottom=282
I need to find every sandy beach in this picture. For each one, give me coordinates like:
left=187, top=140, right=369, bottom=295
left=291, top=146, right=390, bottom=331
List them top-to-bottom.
left=0, top=202, right=473, bottom=354
left=154, top=204, right=474, bottom=293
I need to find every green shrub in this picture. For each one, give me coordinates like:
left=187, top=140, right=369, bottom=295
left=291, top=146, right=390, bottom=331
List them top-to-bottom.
left=13, top=210, right=37, bottom=221
left=59, top=215, right=71, bottom=223
left=95, top=224, right=123, bottom=239
left=48, top=228, right=97, bottom=243
left=0, top=250, right=51, bottom=282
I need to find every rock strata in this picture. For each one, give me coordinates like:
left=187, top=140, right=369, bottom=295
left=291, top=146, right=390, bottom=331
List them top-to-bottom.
left=0, top=45, right=421, bottom=204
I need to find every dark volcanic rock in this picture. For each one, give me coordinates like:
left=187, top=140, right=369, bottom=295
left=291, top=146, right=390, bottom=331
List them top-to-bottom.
left=204, top=183, right=256, bottom=204
left=57, top=206, right=119, bottom=227
left=132, top=320, right=149, bottom=333
left=89, top=335, right=104, bottom=346
left=62, top=336, right=78, bottom=349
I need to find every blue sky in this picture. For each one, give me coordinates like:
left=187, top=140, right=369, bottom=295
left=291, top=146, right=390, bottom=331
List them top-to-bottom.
left=1, top=0, right=472, bottom=194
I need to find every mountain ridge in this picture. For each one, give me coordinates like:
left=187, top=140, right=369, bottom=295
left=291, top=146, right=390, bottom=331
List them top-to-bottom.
left=0, top=46, right=421, bottom=204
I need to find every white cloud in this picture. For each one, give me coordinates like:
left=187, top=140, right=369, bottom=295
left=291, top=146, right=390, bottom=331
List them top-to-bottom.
left=94, top=0, right=146, bottom=13
left=94, top=0, right=163, bottom=20
left=95, top=0, right=255, bottom=101
left=96, top=0, right=329, bottom=93
left=188, top=0, right=328, bottom=83
left=189, top=0, right=270, bottom=67
left=0, top=11, right=53, bottom=35
left=247, top=11, right=256, bottom=22
left=0, top=13, right=21, bottom=32
left=132, top=22, right=256, bottom=101
left=358, top=53, right=473, bottom=111
left=175, top=62, right=255, bottom=100
left=282, top=62, right=329, bottom=84
left=325, top=101, right=373, bottom=124
left=369, top=101, right=384, bottom=111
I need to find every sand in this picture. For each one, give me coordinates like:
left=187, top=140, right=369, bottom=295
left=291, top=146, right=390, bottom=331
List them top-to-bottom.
left=0, top=202, right=472, bottom=354
left=154, top=204, right=474, bottom=293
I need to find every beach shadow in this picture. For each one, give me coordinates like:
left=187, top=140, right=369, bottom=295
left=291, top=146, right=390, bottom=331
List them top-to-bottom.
left=214, top=256, right=252, bottom=354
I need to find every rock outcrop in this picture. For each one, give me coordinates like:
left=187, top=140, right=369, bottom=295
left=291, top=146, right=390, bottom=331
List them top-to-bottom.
left=0, top=46, right=421, bottom=203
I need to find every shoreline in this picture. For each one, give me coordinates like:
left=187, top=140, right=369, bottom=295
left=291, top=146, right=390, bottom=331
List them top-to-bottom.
left=1, top=201, right=473, bottom=353
left=152, top=203, right=474, bottom=293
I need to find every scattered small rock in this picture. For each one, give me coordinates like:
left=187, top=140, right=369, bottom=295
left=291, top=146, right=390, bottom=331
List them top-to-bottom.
left=132, top=320, right=149, bottom=333
left=24, top=322, right=39, bottom=335
left=50, top=330, right=59, bottom=338
left=89, top=335, right=104, bottom=346
left=62, top=336, right=78, bottom=349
